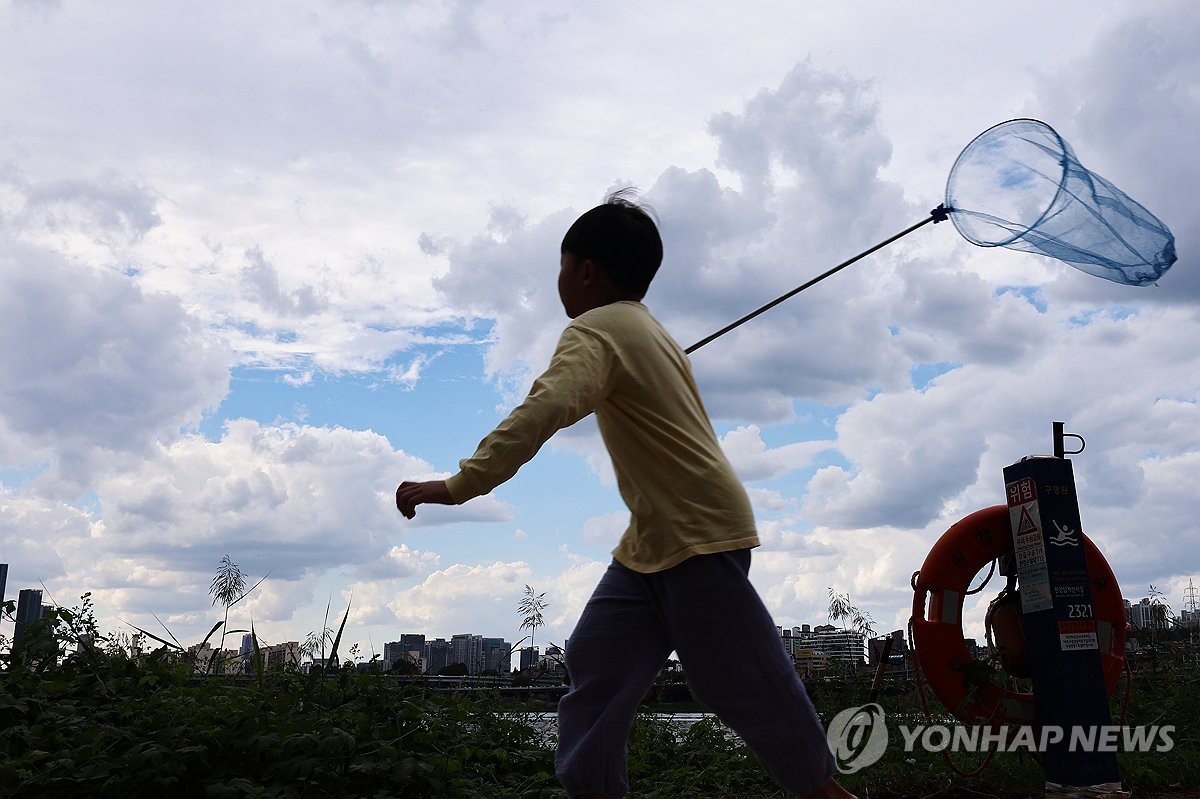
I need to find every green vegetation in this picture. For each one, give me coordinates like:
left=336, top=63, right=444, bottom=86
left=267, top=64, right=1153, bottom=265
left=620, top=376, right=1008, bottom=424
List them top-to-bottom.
left=1, top=593, right=1196, bottom=798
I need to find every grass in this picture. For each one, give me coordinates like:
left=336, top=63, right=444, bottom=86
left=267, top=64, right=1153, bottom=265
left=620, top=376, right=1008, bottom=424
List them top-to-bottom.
left=1, top=598, right=1196, bottom=798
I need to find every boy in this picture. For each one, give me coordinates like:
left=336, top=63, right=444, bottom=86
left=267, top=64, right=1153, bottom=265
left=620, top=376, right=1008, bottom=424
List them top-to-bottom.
left=396, top=193, right=854, bottom=799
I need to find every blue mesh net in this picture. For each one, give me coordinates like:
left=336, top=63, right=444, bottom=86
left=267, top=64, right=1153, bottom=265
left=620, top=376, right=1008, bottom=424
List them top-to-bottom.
left=945, top=119, right=1176, bottom=286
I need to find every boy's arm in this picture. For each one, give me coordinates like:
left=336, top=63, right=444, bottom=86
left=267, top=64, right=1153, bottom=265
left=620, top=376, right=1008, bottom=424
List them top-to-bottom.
left=395, top=324, right=610, bottom=519
left=395, top=480, right=452, bottom=520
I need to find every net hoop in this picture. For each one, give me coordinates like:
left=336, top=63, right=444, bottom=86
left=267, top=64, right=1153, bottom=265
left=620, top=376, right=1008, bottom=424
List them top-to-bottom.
left=944, top=117, right=1176, bottom=286
left=945, top=118, right=1068, bottom=249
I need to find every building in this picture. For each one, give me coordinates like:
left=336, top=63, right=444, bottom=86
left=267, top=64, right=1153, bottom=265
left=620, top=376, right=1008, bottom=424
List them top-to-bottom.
left=0, top=562, right=7, bottom=609
left=14, top=588, right=43, bottom=645
left=1127, top=597, right=1170, bottom=631
left=780, top=623, right=869, bottom=670
left=810, top=624, right=867, bottom=667
left=780, top=625, right=815, bottom=657
left=868, top=630, right=911, bottom=678
left=239, top=633, right=255, bottom=672
left=451, top=633, right=485, bottom=673
left=481, top=637, right=511, bottom=674
left=383, top=638, right=426, bottom=673
left=425, top=638, right=451, bottom=674
left=383, top=641, right=410, bottom=668
left=188, top=642, right=242, bottom=674
left=264, top=642, right=301, bottom=671
left=542, top=644, right=566, bottom=674
left=519, top=646, right=540, bottom=671
left=792, top=648, right=829, bottom=677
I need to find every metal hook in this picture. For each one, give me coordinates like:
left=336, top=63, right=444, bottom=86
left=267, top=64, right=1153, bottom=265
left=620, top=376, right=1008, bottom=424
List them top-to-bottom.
left=1052, top=421, right=1086, bottom=458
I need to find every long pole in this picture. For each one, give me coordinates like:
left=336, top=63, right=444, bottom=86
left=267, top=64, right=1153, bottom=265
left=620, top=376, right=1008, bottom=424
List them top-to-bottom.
left=684, top=206, right=948, bottom=355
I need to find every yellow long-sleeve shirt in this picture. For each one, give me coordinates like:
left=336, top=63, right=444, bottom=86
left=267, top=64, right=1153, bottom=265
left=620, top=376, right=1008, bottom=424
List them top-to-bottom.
left=444, top=300, right=759, bottom=573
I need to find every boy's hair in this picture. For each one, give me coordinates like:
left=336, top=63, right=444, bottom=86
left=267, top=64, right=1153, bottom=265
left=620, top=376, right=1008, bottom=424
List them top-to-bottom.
left=561, top=190, right=663, bottom=298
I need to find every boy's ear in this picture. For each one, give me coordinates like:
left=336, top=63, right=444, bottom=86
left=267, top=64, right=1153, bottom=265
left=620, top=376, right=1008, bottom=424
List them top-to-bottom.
left=579, top=258, right=599, bottom=284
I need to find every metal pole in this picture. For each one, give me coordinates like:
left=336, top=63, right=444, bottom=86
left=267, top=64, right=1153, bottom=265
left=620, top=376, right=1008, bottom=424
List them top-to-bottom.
left=685, top=207, right=948, bottom=354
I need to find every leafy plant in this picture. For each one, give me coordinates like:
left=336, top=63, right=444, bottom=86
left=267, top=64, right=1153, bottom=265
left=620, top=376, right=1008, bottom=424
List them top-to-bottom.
left=518, top=584, right=548, bottom=668
left=827, top=587, right=877, bottom=639
left=2, top=590, right=1194, bottom=798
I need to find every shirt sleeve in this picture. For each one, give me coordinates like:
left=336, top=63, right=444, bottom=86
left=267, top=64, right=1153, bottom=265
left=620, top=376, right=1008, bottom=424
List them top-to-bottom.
left=444, top=324, right=613, bottom=504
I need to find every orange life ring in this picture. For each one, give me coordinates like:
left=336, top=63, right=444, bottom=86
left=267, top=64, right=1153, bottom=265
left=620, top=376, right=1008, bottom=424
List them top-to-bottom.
left=910, top=505, right=1125, bottom=727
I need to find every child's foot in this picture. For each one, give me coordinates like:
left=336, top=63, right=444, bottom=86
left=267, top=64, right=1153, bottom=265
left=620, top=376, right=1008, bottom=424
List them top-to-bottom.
left=803, top=776, right=858, bottom=799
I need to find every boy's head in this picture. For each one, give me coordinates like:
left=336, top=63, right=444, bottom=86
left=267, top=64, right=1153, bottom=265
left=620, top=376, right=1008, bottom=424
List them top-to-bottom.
left=560, top=190, right=663, bottom=301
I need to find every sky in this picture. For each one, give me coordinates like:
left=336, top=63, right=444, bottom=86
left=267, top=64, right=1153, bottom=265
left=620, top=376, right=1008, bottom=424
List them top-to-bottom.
left=1, top=0, right=1197, bottom=666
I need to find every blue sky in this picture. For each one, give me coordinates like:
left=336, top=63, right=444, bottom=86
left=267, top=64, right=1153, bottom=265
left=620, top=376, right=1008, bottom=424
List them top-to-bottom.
left=1, top=0, right=1197, bottom=664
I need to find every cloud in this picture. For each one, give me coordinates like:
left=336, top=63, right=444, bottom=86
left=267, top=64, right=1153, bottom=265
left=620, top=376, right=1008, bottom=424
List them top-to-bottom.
left=1, top=1, right=1197, bottom=661
left=1034, top=2, right=1199, bottom=302
left=431, top=60, right=925, bottom=423
left=0, top=165, right=161, bottom=255
left=433, top=206, right=579, bottom=389
left=0, top=240, right=229, bottom=493
left=240, top=247, right=329, bottom=318
left=8, top=418, right=515, bottom=642
left=88, top=421, right=450, bottom=578
left=721, top=424, right=835, bottom=482
left=0, top=489, right=89, bottom=587
left=580, top=512, right=626, bottom=547
left=381, top=560, right=536, bottom=632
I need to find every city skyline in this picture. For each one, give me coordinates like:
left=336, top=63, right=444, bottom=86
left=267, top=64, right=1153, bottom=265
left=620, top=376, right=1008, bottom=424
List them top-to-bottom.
left=4, top=554, right=1198, bottom=670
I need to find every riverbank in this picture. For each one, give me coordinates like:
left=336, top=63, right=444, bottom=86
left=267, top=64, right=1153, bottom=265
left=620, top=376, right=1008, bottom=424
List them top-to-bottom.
left=1, top=646, right=1195, bottom=797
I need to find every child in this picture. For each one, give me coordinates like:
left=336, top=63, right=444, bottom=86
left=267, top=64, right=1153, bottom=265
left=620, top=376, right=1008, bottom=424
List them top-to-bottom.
left=396, top=193, right=854, bottom=799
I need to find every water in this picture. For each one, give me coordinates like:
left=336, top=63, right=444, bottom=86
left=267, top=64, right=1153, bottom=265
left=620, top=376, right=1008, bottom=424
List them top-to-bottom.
left=521, top=711, right=716, bottom=746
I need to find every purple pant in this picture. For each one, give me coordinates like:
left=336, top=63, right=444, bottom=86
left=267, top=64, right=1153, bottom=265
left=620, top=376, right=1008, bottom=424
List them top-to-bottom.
left=554, top=549, right=834, bottom=798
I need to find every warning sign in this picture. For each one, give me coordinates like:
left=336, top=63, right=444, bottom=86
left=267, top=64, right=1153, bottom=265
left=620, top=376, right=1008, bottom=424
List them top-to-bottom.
left=1006, top=477, right=1037, bottom=506
left=1017, top=504, right=1040, bottom=535
left=1015, top=533, right=1042, bottom=555
left=1016, top=546, right=1045, bottom=569
left=1058, top=619, right=1097, bottom=650
left=1059, top=631, right=1099, bottom=651
left=1060, top=633, right=1098, bottom=651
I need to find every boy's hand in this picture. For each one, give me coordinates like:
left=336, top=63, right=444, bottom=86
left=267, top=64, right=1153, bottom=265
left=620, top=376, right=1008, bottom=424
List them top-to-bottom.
left=396, top=480, right=453, bottom=519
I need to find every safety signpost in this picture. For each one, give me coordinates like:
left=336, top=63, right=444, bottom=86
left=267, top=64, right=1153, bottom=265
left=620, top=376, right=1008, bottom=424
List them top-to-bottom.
left=1002, top=423, right=1122, bottom=792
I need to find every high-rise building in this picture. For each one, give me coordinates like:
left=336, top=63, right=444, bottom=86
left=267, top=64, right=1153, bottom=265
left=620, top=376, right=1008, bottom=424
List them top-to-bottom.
left=0, top=563, right=8, bottom=609
left=14, top=588, right=43, bottom=645
left=810, top=624, right=867, bottom=666
left=780, top=626, right=816, bottom=656
left=237, top=633, right=256, bottom=673
left=400, top=633, right=426, bottom=650
left=451, top=633, right=485, bottom=673
left=398, top=634, right=427, bottom=671
left=482, top=637, right=511, bottom=673
left=425, top=638, right=451, bottom=674
left=383, top=639, right=425, bottom=671
left=264, top=642, right=301, bottom=671
left=542, top=644, right=565, bottom=674
left=519, top=646, right=540, bottom=671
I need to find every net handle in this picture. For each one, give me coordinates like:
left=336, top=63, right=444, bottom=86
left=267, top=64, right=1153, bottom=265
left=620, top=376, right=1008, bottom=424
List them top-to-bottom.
left=684, top=205, right=950, bottom=354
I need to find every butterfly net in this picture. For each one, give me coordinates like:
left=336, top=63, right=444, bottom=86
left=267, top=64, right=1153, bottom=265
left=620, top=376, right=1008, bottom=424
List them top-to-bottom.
left=945, top=119, right=1176, bottom=286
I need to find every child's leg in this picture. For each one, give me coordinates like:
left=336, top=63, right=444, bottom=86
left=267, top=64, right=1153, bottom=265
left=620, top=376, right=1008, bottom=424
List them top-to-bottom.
left=651, top=549, right=835, bottom=795
left=555, top=560, right=672, bottom=799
